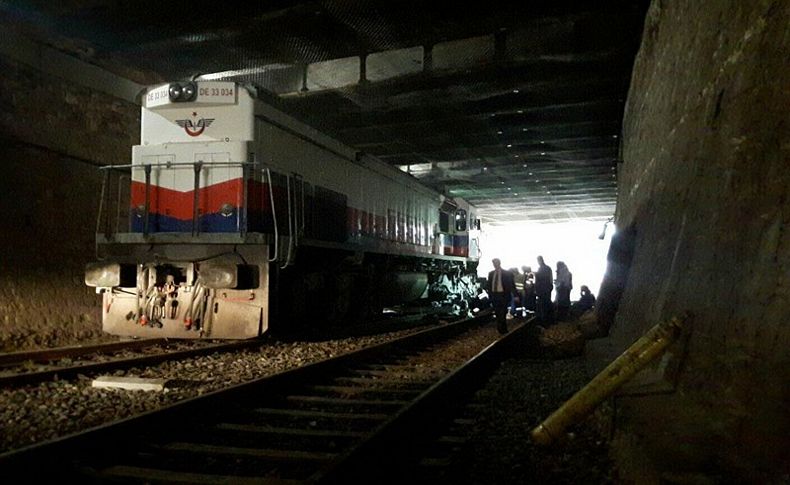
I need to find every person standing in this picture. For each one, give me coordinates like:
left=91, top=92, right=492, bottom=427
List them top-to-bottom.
left=534, top=256, right=554, bottom=325
left=487, top=258, right=515, bottom=334
left=554, top=261, right=573, bottom=320
left=522, top=266, right=536, bottom=313
left=510, top=267, right=523, bottom=318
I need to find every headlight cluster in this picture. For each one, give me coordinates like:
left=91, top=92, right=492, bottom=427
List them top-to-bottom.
left=169, top=82, right=197, bottom=102
left=220, top=203, right=236, bottom=218
left=85, top=262, right=136, bottom=287
left=199, top=263, right=238, bottom=289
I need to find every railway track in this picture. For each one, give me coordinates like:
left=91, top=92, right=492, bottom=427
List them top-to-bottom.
left=1, top=314, right=530, bottom=483
left=0, top=339, right=264, bottom=387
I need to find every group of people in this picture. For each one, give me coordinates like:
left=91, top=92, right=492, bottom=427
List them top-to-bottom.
left=485, top=256, right=596, bottom=334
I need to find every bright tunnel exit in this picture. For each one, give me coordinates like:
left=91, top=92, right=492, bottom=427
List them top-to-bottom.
left=478, top=220, right=615, bottom=300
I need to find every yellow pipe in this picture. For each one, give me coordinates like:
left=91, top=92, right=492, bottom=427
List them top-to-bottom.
left=531, top=317, right=684, bottom=446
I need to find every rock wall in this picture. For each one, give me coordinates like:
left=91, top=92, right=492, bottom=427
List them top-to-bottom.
left=600, top=0, right=789, bottom=481
left=0, top=54, right=139, bottom=350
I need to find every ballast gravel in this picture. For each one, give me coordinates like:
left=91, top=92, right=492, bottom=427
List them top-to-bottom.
left=0, top=323, right=501, bottom=454
left=0, top=331, right=409, bottom=452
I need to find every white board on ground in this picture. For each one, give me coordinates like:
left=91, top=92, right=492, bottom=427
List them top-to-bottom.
left=92, top=376, right=169, bottom=391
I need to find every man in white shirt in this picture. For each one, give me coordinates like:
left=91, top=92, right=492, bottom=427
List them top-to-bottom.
left=487, top=258, right=515, bottom=334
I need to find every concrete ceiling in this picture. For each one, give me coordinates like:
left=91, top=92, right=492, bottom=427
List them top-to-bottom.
left=1, top=0, right=648, bottom=224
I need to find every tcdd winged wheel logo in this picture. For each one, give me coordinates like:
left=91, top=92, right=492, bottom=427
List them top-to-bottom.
left=175, top=116, right=215, bottom=137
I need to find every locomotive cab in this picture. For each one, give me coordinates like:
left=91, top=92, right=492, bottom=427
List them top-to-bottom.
left=436, top=197, right=481, bottom=258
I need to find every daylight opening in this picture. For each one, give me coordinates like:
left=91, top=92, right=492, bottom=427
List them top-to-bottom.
left=478, top=220, right=615, bottom=299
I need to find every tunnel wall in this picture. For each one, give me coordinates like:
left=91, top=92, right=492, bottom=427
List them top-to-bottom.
left=601, top=0, right=789, bottom=480
left=0, top=54, right=139, bottom=350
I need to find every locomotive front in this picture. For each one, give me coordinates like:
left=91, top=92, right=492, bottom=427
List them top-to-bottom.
left=86, top=81, right=269, bottom=338
left=86, top=81, right=482, bottom=339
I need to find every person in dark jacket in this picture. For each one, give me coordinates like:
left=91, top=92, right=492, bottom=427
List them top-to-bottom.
left=534, top=255, right=554, bottom=325
left=487, top=258, right=515, bottom=334
left=554, top=261, right=573, bottom=320
left=521, top=265, right=536, bottom=313
left=571, top=285, right=596, bottom=317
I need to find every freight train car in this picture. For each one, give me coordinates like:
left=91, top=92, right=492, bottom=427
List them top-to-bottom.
left=86, top=81, right=481, bottom=339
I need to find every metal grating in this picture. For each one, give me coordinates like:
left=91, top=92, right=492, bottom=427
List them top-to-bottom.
left=0, top=0, right=649, bottom=224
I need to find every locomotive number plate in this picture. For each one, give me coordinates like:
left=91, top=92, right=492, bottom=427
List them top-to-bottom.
left=196, top=82, right=236, bottom=104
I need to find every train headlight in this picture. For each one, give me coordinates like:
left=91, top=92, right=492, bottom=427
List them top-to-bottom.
left=168, top=82, right=198, bottom=102
left=181, top=83, right=196, bottom=101
left=168, top=84, right=183, bottom=101
left=220, top=203, right=236, bottom=218
left=85, top=262, right=136, bottom=287
left=199, top=263, right=238, bottom=289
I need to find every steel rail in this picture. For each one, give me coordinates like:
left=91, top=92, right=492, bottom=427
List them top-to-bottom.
left=0, top=312, right=499, bottom=482
left=311, top=317, right=533, bottom=483
left=0, top=339, right=264, bottom=388
left=0, top=339, right=168, bottom=367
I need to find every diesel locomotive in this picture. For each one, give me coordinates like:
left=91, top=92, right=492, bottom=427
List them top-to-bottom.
left=85, top=81, right=481, bottom=339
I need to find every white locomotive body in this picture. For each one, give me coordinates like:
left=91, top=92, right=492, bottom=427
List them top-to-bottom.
left=87, top=81, right=480, bottom=338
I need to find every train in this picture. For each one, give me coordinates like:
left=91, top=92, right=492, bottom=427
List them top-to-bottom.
left=85, top=81, right=481, bottom=339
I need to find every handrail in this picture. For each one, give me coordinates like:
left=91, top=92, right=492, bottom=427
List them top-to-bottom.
left=240, top=154, right=252, bottom=238
left=98, top=161, right=254, bottom=170
left=191, top=161, right=202, bottom=236
left=94, top=162, right=307, bottom=257
left=143, top=164, right=152, bottom=236
left=265, top=167, right=279, bottom=262
left=95, top=169, right=109, bottom=258
left=281, top=173, right=294, bottom=269
left=115, top=174, right=129, bottom=234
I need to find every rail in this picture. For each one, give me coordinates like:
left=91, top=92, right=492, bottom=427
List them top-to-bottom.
left=0, top=313, right=521, bottom=483
left=0, top=339, right=263, bottom=388
left=0, top=339, right=167, bottom=367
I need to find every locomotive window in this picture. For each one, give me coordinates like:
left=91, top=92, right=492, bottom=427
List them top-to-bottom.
left=455, top=209, right=467, bottom=232
left=439, top=212, right=449, bottom=233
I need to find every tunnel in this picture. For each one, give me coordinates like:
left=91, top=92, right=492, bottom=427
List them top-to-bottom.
left=0, top=1, right=788, bottom=482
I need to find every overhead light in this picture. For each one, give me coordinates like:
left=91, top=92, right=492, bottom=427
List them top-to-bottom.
left=197, top=64, right=292, bottom=80
left=512, top=89, right=519, bottom=94
left=507, top=144, right=513, bottom=148
left=540, top=152, right=546, bottom=156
